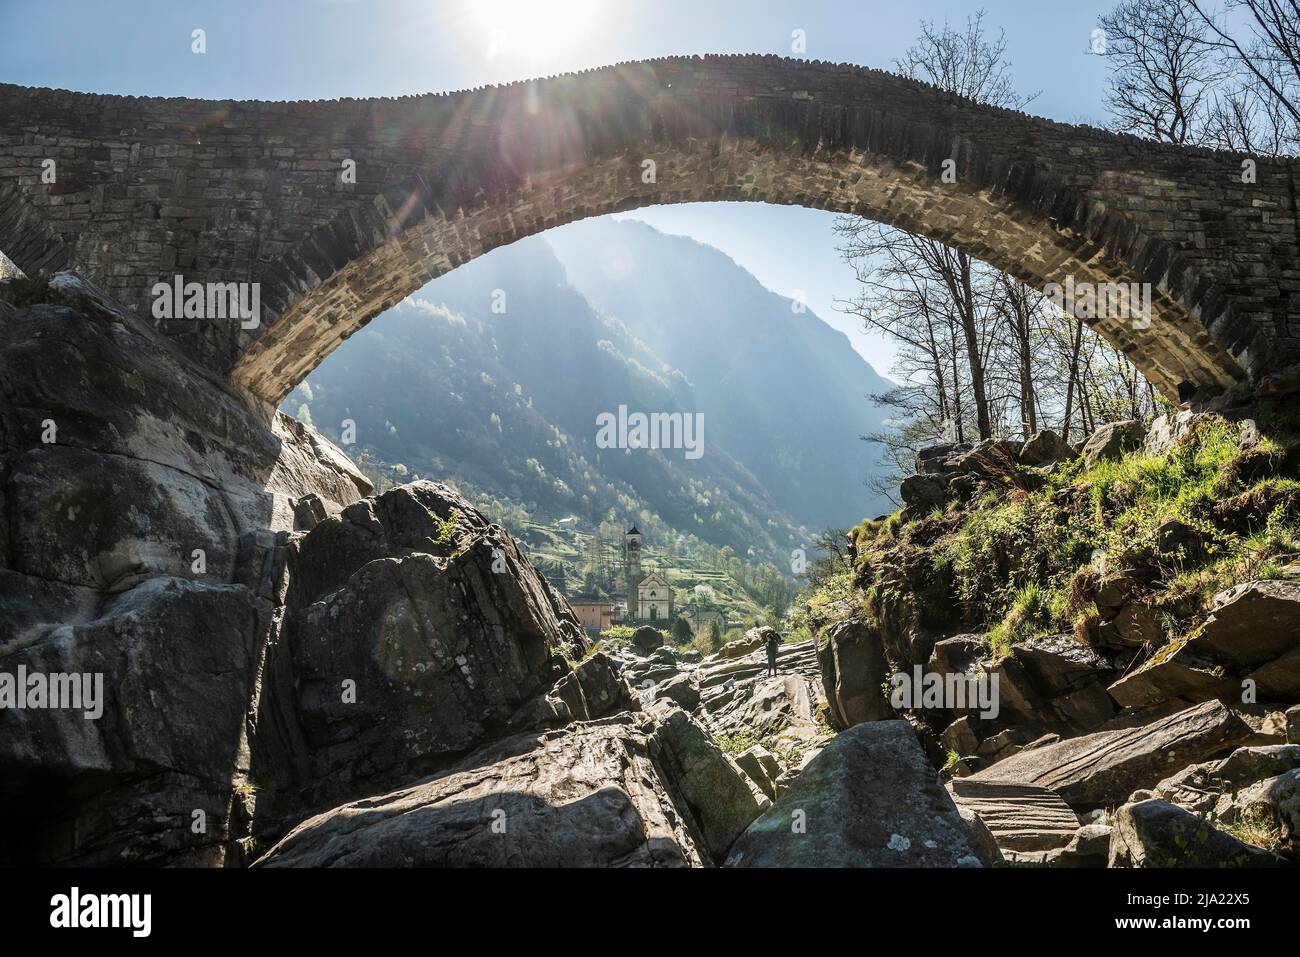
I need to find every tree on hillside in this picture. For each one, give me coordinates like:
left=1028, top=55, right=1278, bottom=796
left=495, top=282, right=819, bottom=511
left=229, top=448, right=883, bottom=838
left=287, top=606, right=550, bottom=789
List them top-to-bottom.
left=838, top=11, right=1037, bottom=443
left=840, top=12, right=1161, bottom=499
left=797, top=527, right=854, bottom=592
left=670, top=615, right=693, bottom=645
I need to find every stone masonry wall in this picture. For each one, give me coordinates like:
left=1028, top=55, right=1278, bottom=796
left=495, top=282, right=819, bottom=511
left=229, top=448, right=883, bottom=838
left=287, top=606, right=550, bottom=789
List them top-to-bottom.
left=1, top=55, right=1298, bottom=410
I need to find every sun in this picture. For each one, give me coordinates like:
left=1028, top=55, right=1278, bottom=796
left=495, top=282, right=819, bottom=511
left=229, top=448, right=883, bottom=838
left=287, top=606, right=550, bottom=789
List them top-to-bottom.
left=469, top=0, right=602, bottom=62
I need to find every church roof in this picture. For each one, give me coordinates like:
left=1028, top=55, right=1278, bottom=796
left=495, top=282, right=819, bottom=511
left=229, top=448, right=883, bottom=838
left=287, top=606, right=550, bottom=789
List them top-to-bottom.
left=627, top=525, right=640, bottom=535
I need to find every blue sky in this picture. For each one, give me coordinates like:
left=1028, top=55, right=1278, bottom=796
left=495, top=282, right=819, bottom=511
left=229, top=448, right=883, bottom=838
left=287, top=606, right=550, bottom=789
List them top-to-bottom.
left=0, top=0, right=1114, bottom=373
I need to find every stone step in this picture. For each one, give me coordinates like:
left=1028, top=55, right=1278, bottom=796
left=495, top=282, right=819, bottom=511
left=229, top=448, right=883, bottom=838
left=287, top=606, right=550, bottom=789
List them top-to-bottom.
left=948, top=778, right=1080, bottom=851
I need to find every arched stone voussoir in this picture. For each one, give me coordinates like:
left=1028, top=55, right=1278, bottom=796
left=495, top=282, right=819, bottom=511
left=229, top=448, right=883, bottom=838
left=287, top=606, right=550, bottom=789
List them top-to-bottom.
left=2, top=55, right=1292, bottom=409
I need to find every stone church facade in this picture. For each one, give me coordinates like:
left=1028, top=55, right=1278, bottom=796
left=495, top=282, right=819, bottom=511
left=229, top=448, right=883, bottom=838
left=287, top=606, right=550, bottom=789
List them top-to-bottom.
left=622, top=526, right=676, bottom=623
left=636, top=571, right=674, bottom=621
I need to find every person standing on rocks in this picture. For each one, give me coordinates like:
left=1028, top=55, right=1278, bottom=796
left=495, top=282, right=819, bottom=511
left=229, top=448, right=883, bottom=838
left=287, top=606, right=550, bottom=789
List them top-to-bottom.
left=765, top=630, right=781, bottom=677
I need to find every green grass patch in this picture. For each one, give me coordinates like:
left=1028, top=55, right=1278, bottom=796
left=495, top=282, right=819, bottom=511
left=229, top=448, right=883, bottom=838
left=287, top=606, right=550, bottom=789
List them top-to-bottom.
left=936, top=415, right=1300, bottom=640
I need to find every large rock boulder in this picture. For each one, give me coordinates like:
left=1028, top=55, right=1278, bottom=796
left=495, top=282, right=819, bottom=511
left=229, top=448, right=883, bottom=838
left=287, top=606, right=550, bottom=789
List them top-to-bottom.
left=0, top=280, right=370, bottom=616
left=0, top=280, right=388, bottom=865
left=1143, top=410, right=1211, bottom=457
left=1081, top=420, right=1146, bottom=469
left=1019, top=429, right=1076, bottom=466
left=947, top=438, right=1023, bottom=476
left=915, top=442, right=971, bottom=473
left=899, top=473, right=947, bottom=514
left=248, top=481, right=590, bottom=833
left=0, top=577, right=262, bottom=865
left=1109, top=580, right=1300, bottom=707
left=1195, top=580, right=1300, bottom=675
left=817, top=618, right=893, bottom=730
left=631, top=625, right=665, bottom=656
left=713, top=626, right=773, bottom=661
left=928, top=634, right=985, bottom=676
left=999, top=635, right=1118, bottom=733
left=619, top=646, right=680, bottom=689
left=1106, top=648, right=1240, bottom=709
left=574, top=652, right=637, bottom=717
left=651, top=673, right=702, bottom=711
left=968, top=700, right=1252, bottom=809
left=650, top=708, right=770, bottom=862
left=941, top=716, right=981, bottom=758
left=256, top=717, right=705, bottom=867
left=723, top=721, right=993, bottom=867
left=1151, top=745, right=1300, bottom=815
left=1224, top=768, right=1300, bottom=853
left=1108, top=799, right=1285, bottom=867
left=1057, top=822, right=1112, bottom=867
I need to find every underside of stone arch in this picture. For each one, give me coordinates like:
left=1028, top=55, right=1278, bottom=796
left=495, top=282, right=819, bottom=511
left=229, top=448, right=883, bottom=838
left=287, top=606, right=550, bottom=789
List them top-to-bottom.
left=2, top=55, right=1297, bottom=413
left=230, top=146, right=1246, bottom=412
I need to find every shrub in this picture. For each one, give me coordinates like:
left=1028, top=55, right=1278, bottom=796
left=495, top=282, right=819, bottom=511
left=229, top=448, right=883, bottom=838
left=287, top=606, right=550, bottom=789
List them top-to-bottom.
left=985, top=582, right=1054, bottom=658
left=670, top=615, right=693, bottom=645
left=598, top=624, right=636, bottom=643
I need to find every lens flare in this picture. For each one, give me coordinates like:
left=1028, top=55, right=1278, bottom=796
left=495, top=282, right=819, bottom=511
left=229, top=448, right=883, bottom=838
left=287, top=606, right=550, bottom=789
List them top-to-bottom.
left=469, top=0, right=601, bottom=61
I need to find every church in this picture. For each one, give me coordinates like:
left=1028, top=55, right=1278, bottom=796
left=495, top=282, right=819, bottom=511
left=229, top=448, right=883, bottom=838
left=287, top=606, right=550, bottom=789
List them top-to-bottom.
left=623, top=526, right=675, bottom=622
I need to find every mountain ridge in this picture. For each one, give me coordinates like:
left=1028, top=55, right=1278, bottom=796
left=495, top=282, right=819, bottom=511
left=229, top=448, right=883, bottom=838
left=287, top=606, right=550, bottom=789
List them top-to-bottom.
left=284, top=218, right=892, bottom=570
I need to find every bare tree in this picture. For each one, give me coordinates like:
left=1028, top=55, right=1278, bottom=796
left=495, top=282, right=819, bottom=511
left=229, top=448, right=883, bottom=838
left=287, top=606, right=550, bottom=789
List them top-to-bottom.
left=1095, top=0, right=1222, bottom=143
left=1097, top=0, right=1300, bottom=153
left=1191, top=0, right=1300, bottom=125
left=896, top=10, right=1038, bottom=110
left=838, top=11, right=1036, bottom=444
left=841, top=11, right=1165, bottom=488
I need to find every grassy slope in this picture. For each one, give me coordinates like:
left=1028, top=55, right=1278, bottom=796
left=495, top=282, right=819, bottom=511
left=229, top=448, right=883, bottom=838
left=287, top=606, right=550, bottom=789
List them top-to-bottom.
left=793, top=414, right=1300, bottom=661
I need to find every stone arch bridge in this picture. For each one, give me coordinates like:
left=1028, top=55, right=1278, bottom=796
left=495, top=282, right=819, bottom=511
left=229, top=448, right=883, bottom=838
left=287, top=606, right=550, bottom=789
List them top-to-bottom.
left=2, top=55, right=1298, bottom=414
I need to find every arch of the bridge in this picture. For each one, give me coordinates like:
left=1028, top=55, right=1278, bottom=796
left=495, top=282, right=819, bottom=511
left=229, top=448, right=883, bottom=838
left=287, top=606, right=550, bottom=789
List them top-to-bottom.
left=4, top=55, right=1294, bottom=414
left=231, top=147, right=1248, bottom=412
left=232, top=152, right=1241, bottom=413
left=0, top=179, right=70, bottom=280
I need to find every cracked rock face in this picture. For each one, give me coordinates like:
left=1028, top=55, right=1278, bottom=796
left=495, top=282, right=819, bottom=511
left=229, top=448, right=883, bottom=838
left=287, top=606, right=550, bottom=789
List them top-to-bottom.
left=0, top=278, right=371, bottom=628
left=0, top=282, right=373, bottom=864
left=0, top=284, right=657, bottom=866
left=0, top=285, right=603, bottom=864
left=245, top=480, right=592, bottom=838
left=0, top=577, right=262, bottom=865
left=968, top=700, right=1253, bottom=810
left=257, top=706, right=772, bottom=868
left=256, top=717, right=707, bottom=868
left=725, top=720, right=992, bottom=868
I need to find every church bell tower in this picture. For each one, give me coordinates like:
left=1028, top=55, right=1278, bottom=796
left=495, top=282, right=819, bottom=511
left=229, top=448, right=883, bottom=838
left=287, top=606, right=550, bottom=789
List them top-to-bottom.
left=624, top=526, right=642, bottom=618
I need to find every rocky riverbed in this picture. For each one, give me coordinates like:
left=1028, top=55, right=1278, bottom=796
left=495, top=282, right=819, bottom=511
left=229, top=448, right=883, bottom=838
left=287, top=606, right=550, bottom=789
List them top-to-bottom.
left=2, top=275, right=1298, bottom=867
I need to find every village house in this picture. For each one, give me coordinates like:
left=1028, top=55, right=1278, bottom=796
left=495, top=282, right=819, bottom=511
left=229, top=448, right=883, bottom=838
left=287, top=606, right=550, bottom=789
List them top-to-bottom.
left=569, top=594, right=616, bottom=635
